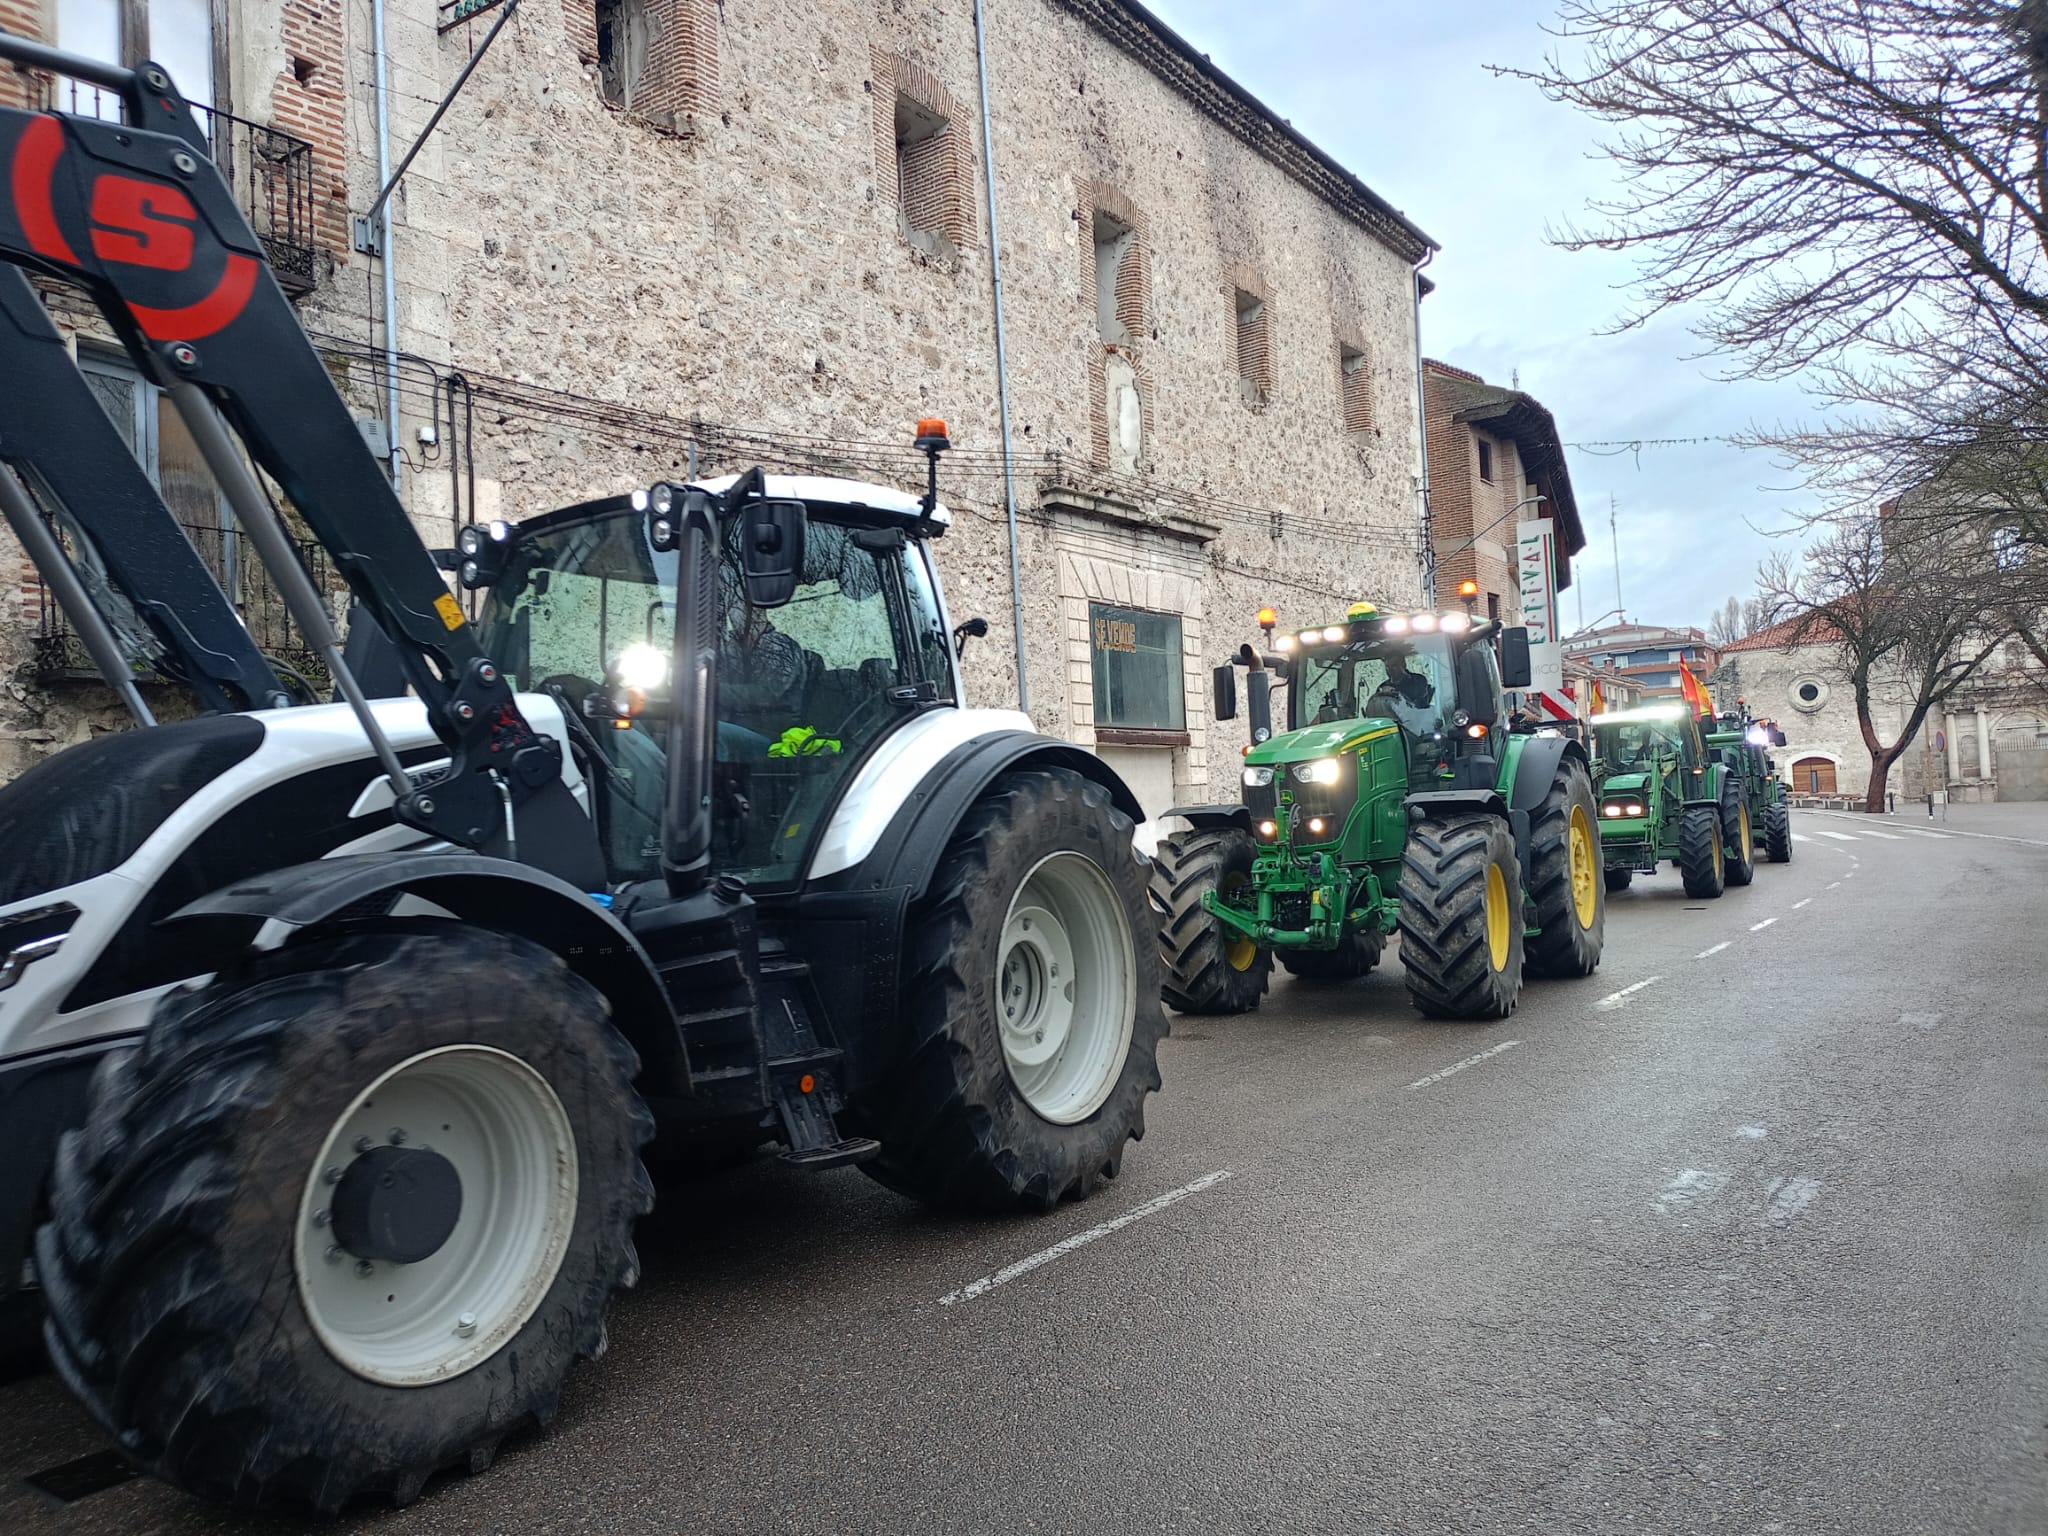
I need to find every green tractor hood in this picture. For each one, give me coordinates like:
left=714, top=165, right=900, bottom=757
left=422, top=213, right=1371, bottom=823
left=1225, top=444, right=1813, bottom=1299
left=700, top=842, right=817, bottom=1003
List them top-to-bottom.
left=1244, top=718, right=1397, bottom=767
left=1600, top=771, right=1650, bottom=795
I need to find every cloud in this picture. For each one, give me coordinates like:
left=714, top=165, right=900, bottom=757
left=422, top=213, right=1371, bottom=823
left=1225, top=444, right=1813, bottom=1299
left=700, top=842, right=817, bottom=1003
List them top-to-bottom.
left=1149, top=0, right=1833, bottom=630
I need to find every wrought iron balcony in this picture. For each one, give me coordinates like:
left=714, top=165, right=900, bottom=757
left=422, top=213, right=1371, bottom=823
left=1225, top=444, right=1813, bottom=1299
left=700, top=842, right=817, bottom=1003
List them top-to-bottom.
left=31, top=75, right=320, bottom=297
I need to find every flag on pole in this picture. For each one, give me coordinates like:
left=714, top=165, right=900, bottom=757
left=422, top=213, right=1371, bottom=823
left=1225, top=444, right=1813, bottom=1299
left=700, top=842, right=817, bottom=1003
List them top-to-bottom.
left=1678, top=661, right=1710, bottom=719
left=1589, top=679, right=1605, bottom=714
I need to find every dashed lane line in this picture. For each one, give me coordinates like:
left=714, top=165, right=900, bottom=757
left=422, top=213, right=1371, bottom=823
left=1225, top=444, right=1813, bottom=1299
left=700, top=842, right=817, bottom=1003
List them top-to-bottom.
left=1808, top=812, right=2048, bottom=848
left=1856, top=827, right=1906, bottom=840
left=1807, top=829, right=1861, bottom=841
left=1791, top=833, right=1813, bottom=843
left=1828, top=881, right=1842, bottom=890
left=1791, top=898, right=1812, bottom=909
left=1750, top=918, right=1778, bottom=931
left=1696, top=942, right=1732, bottom=958
left=1597, top=977, right=1662, bottom=1010
left=1405, top=1039, right=1522, bottom=1091
left=938, top=1170, right=1233, bottom=1306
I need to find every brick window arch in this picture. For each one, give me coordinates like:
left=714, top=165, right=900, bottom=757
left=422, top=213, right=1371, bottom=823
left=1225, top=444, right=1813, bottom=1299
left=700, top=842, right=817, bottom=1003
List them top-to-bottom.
left=870, top=49, right=978, bottom=254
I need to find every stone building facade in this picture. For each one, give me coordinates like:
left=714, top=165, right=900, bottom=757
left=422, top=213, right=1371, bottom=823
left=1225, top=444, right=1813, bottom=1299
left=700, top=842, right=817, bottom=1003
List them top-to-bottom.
left=0, top=0, right=1439, bottom=816
left=1421, top=360, right=1582, bottom=625
left=1713, top=617, right=2048, bottom=804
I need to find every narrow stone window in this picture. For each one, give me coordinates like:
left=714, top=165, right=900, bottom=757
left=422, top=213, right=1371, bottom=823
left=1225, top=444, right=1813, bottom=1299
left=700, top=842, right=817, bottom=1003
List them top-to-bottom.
left=595, top=0, right=648, bottom=109
left=895, top=94, right=951, bottom=248
left=1093, top=211, right=1136, bottom=344
left=1234, top=288, right=1269, bottom=403
left=1339, top=341, right=1371, bottom=433
left=1477, top=437, right=1494, bottom=482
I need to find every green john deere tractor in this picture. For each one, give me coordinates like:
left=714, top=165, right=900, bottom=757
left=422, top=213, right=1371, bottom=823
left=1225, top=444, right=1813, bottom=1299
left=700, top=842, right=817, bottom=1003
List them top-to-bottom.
left=1150, top=601, right=1604, bottom=1022
left=1589, top=702, right=1753, bottom=898
left=1706, top=704, right=1794, bottom=864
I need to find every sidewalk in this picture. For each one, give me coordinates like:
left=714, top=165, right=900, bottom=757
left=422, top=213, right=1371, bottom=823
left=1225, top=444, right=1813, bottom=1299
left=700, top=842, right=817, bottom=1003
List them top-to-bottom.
left=1813, top=799, right=2048, bottom=841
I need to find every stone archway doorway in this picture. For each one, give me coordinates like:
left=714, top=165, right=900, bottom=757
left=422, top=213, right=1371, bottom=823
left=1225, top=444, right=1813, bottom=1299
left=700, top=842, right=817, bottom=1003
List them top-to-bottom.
left=1791, top=757, right=1837, bottom=795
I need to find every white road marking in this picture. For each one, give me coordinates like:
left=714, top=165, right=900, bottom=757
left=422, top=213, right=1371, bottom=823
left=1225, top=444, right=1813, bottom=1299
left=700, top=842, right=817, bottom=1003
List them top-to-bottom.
left=1810, top=811, right=2048, bottom=847
left=1856, top=827, right=1906, bottom=840
left=1892, top=828, right=1950, bottom=839
left=1807, top=829, right=1860, bottom=841
left=1791, top=833, right=1813, bottom=843
left=1844, top=869, right=1857, bottom=879
left=1827, top=881, right=1842, bottom=890
left=1791, top=898, right=1812, bottom=909
left=1750, top=918, right=1778, bottom=931
left=1696, top=941, right=1732, bottom=958
left=1597, top=976, right=1662, bottom=1009
left=1899, top=1011, right=1944, bottom=1031
left=1405, top=1039, right=1522, bottom=1091
left=1735, top=1125, right=1767, bottom=1139
left=1655, top=1168, right=1729, bottom=1214
left=938, top=1170, right=1233, bottom=1306
left=1764, top=1175, right=1821, bottom=1224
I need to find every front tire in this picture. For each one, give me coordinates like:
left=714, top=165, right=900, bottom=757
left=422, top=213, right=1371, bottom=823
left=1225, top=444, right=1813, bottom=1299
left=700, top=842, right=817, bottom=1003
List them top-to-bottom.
left=1524, top=756, right=1605, bottom=980
left=859, top=767, right=1165, bottom=1211
left=1721, top=777, right=1757, bottom=887
left=1764, top=801, right=1793, bottom=862
left=1678, top=804, right=1727, bottom=898
left=1397, top=812, right=1523, bottom=1020
left=1151, top=827, right=1272, bottom=1015
left=1603, top=867, right=1634, bottom=893
left=36, top=926, right=653, bottom=1513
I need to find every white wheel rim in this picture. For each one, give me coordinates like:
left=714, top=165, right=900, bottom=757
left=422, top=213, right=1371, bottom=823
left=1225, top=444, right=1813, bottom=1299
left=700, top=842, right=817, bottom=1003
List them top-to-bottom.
left=995, top=851, right=1136, bottom=1124
left=293, top=1045, right=578, bottom=1387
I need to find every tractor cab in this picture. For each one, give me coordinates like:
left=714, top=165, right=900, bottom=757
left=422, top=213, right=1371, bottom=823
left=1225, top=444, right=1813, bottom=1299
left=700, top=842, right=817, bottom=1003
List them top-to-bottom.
left=472, top=472, right=958, bottom=893
left=1591, top=702, right=1704, bottom=827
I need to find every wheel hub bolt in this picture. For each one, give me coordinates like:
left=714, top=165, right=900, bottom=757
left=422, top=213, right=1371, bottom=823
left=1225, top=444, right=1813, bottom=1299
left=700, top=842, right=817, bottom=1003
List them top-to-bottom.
left=389, top=1128, right=407, bottom=1145
left=353, top=1135, right=375, bottom=1153
left=324, top=1166, right=344, bottom=1185
left=312, top=1208, right=330, bottom=1228
left=325, top=1245, right=344, bottom=1264
left=355, top=1260, right=375, bottom=1278
left=454, top=1312, right=478, bottom=1338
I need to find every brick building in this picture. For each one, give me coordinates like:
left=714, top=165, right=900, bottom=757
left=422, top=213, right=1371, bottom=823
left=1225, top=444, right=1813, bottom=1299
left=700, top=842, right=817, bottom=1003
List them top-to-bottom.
left=0, top=0, right=1440, bottom=817
left=1421, top=359, right=1582, bottom=624
left=1564, top=622, right=1719, bottom=703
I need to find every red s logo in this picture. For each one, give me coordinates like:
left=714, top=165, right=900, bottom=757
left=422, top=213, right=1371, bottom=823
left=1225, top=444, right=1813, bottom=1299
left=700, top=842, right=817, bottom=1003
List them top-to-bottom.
left=89, top=177, right=197, bottom=271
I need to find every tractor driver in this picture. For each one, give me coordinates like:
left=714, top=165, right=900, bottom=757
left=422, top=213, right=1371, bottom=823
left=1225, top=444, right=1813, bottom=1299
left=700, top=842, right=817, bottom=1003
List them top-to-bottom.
left=1372, top=648, right=1438, bottom=737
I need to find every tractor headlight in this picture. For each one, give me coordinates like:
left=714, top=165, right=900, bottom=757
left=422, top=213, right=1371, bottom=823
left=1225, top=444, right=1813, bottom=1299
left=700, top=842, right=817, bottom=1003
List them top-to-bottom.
left=650, top=482, right=674, bottom=515
left=457, top=525, right=484, bottom=558
left=1383, top=616, right=1410, bottom=635
left=1321, top=625, right=1346, bottom=643
left=611, top=642, right=671, bottom=690
left=1293, top=758, right=1343, bottom=785
left=1243, top=765, right=1275, bottom=787
left=1625, top=802, right=1644, bottom=816
left=1603, top=804, right=1624, bottom=818
left=1306, top=817, right=1327, bottom=835
left=1257, top=819, right=1279, bottom=838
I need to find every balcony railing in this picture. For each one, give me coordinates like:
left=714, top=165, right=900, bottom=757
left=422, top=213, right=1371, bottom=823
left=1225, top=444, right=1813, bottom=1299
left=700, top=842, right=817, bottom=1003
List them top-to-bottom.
left=31, top=74, right=320, bottom=295
left=31, top=517, right=334, bottom=693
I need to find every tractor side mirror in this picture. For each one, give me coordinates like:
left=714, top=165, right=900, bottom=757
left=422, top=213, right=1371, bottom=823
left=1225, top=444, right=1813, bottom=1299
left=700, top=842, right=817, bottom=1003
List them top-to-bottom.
left=739, top=499, right=806, bottom=608
left=1498, top=626, right=1533, bottom=689
left=1457, top=647, right=1499, bottom=727
left=1213, top=664, right=1238, bottom=722
left=1770, top=727, right=1788, bottom=747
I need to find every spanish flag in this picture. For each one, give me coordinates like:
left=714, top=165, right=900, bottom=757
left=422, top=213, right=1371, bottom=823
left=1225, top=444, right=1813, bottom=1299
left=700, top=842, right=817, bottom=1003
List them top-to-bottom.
left=1679, top=661, right=1710, bottom=719
left=1589, top=679, right=1605, bottom=714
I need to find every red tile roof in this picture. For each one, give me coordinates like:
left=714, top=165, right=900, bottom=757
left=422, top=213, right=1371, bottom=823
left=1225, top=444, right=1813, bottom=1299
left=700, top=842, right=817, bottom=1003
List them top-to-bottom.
left=1719, top=612, right=1846, bottom=652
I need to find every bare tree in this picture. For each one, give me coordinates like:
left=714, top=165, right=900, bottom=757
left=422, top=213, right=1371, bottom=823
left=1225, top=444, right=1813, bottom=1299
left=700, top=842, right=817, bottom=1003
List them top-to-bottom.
left=1758, top=514, right=2014, bottom=809
left=1706, top=592, right=1771, bottom=646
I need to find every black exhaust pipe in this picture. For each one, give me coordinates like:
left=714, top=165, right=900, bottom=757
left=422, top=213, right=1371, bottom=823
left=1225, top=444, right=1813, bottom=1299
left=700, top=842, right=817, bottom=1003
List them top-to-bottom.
left=662, top=489, right=720, bottom=897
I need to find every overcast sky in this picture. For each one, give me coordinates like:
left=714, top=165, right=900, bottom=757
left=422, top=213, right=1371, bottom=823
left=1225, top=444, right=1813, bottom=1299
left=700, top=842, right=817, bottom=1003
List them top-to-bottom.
left=1150, top=0, right=1827, bottom=635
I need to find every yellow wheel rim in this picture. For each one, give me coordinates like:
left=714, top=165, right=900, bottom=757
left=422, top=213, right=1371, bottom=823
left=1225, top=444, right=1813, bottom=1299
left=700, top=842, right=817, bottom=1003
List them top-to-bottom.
left=1739, top=803, right=1753, bottom=862
left=1568, top=805, right=1598, bottom=929
left=1712, top=834, right=1724, bottom=878
left=1484, top=862, right=1511, bottom=973
left=1222, top=872, right=1258, bottom=972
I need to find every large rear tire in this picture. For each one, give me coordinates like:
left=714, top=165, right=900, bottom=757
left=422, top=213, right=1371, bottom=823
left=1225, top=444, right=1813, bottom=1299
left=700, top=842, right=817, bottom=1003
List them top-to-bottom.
left=1524, top=756, right=1605, bottom=980
left=859, top=767, right=1164, bottom=1212
left=1721, top=776, right=1757, bottom=887
left=1764, top=801, right=1793, bottom=862
left=1678, top=804, right=1727, bottom=898
left=1396, top=812, right=1523, bottom=1020
left=1151, top=827, right=1272, bottom=1014
left=1278, top=922, right=1384, bottom=980
left=36, top=926, right=653, bottom=1514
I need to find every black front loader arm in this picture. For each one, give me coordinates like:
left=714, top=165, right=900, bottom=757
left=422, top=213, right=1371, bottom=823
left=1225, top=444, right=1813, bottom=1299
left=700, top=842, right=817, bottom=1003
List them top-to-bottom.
left=0, top=42, right=555, bottom=849
left=0, top=266, right=290, bottom=713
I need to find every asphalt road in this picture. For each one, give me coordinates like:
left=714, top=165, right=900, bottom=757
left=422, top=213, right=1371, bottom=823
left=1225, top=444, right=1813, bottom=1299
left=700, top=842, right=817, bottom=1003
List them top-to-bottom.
left=3, top=806, right=2043, bottom=1535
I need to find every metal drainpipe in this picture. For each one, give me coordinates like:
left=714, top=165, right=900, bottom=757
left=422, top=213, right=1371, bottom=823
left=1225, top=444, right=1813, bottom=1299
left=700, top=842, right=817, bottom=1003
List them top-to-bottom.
left=370, top=0, right=403, bottom=496
left=972, top=0, right=1029, bottom=716
left=1411, top=248, right=1434, bottom=605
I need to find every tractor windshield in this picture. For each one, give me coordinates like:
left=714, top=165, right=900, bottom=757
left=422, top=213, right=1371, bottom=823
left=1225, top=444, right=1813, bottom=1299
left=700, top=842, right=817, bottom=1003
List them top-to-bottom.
left=477, top=506, right=955, bottom=889
left=1289, top=634, right=1455, bottom=739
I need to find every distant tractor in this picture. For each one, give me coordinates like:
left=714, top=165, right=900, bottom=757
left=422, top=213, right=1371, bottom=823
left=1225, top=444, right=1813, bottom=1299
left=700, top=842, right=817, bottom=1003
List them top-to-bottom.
left=1150, top=603, right=1604, bottom=1023
left=1589, top=702, right=1752, bottom=897
left=1707, top=705, right=1794, bottom=864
